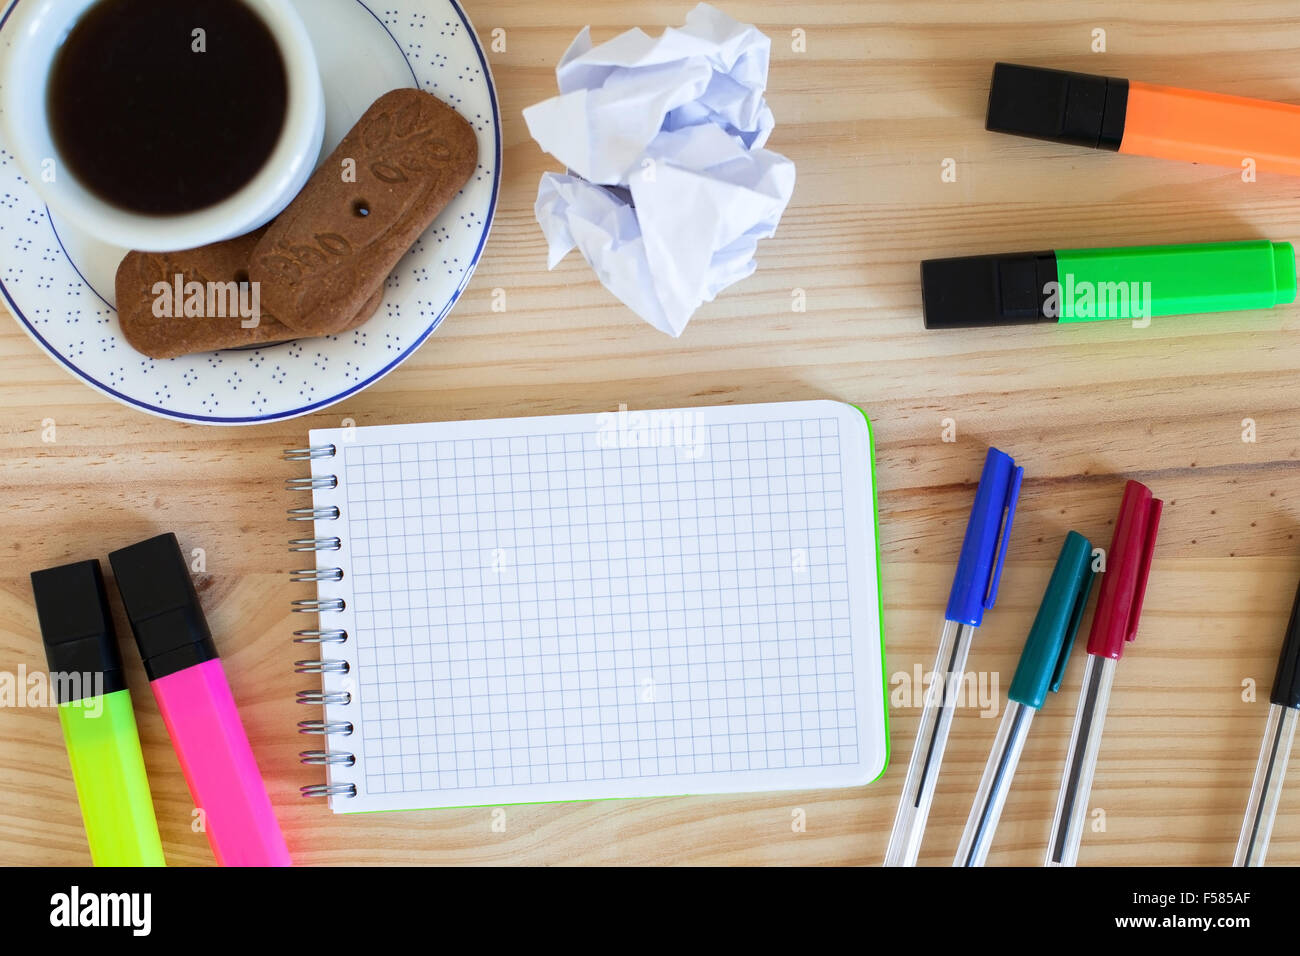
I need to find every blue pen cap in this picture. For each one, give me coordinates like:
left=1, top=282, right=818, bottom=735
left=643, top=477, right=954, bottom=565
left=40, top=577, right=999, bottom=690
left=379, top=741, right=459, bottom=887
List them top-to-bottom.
left=944, top=446, right=1024, bottom=627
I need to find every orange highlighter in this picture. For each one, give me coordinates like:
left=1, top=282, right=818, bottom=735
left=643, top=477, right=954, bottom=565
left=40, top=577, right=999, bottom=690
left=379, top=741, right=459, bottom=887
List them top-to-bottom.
left=986, top=62, right=1300, bottom=177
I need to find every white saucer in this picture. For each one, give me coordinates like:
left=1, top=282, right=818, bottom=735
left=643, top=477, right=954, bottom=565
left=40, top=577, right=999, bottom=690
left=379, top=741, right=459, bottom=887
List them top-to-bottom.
left=0, top=0, right=500, bottom=424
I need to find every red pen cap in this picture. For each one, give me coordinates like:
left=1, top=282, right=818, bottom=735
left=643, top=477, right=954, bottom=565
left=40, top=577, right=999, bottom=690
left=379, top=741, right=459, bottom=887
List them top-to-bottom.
left=1087, top=480, right=1163, bottom=659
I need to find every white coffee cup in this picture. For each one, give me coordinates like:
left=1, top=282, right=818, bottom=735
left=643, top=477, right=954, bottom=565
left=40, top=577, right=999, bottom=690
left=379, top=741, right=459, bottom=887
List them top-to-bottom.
left=0, top=0, right=324, bottom=252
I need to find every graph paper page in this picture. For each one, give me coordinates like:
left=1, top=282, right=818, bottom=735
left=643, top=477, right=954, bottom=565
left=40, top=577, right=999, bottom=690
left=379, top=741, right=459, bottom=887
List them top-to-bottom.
left=308, top=400, right=886, bottom=812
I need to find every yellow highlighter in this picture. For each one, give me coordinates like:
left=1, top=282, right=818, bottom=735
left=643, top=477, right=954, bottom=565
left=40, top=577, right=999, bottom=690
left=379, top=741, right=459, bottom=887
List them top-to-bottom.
left=31, top=560, right=165, bottom=866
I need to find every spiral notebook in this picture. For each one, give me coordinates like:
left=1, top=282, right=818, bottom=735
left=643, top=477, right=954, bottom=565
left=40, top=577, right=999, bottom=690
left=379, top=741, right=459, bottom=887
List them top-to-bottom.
left=288, top=400, right=887, bottom=812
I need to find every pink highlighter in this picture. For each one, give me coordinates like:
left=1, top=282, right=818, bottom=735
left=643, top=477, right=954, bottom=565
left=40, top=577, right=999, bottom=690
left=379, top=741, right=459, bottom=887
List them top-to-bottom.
left=110, top=533, right=291, bottom=867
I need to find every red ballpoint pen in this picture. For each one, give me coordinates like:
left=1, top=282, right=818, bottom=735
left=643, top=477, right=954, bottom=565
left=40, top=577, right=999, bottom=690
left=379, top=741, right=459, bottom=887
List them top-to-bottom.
left=1046, top=480, right=1162, bottom=866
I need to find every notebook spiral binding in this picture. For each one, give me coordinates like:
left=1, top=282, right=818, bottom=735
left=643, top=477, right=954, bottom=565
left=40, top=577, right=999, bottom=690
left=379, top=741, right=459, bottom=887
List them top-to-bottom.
left=284, top=444, right=357, bottom=801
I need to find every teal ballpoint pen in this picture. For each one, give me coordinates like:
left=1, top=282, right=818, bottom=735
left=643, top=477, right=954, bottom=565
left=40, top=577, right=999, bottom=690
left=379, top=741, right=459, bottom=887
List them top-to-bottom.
left=954, top=531, right=1096, bottom=867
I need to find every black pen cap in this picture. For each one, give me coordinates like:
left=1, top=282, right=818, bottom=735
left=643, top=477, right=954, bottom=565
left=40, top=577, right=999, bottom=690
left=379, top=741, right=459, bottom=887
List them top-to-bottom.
left=986, top=62, right=1128, bottom=151
left=921, top=250, right=1059, bottom=329
left=109, top=533, right=217, bottom=682
left=31, top=559, right=127, bottom=703
left=1271, top=575, right=1300, bottom=709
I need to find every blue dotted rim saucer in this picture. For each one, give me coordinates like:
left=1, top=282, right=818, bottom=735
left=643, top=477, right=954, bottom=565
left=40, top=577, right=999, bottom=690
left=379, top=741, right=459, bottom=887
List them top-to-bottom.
left=0, top=0, right=501, bottom=425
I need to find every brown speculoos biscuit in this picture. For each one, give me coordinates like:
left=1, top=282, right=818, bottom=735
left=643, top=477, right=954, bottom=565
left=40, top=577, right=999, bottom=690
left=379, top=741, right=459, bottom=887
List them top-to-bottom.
left=250, top=88, right=478, bottom=335
left=115, top=228, right=383, bottom=359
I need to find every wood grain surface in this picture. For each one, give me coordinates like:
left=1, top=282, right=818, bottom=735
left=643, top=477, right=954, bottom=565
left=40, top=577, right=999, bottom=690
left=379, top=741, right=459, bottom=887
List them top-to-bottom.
left=3, top=0, right=1300, bottom=866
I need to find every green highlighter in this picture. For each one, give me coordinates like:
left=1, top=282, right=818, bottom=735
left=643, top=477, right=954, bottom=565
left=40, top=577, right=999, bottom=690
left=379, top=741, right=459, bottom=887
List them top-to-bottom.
left=922, top=239, right=1297, bottom=327
left=952, top=531, right=1096, bottom=867
left=31, top=560, right=165, bottom=866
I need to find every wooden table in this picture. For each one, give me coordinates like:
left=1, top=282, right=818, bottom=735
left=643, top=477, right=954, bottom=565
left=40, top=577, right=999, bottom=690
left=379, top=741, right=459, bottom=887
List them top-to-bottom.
left=3, top=0, right=1299, bottom=866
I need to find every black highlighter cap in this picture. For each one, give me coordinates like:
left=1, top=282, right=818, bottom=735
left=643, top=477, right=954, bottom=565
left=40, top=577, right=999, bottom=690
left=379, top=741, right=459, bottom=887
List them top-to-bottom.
left=986, top=62, right=1128, bottom=151
left=921, top=251, right=1059, bottom=329
left=109, top=533, right=217, bottom=682
left=30, top=559, right=127, bottom=703
left=1271, top=576, right=1300, bottom=709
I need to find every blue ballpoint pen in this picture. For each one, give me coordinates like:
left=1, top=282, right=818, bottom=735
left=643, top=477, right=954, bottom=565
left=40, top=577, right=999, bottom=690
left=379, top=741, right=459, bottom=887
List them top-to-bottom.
left=884, top=446, right=1023, bottom=867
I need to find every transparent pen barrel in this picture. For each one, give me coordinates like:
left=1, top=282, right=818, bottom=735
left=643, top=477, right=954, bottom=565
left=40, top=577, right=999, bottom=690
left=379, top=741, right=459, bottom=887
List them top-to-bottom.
left=884, top=618, right=975, bottom=867
left=1046, top=654, right=1115, bottom=866
left=954, top=700, right=1034, bottom=867
left=1234, top=703, right=1298, bottom=867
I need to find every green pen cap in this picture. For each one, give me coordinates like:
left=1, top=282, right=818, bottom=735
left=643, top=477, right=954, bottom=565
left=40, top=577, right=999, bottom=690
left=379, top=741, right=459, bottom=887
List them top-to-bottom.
left=1007, top=531, right=1096, bottom=709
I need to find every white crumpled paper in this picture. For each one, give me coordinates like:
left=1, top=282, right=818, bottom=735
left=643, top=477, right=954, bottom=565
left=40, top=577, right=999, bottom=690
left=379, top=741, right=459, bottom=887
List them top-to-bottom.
left=522, top=3, right=796, bottom=336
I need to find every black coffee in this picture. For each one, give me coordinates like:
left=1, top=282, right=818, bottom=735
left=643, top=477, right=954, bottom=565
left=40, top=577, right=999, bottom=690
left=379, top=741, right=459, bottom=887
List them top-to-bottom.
left=48, top=0, right=288, bottom=216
